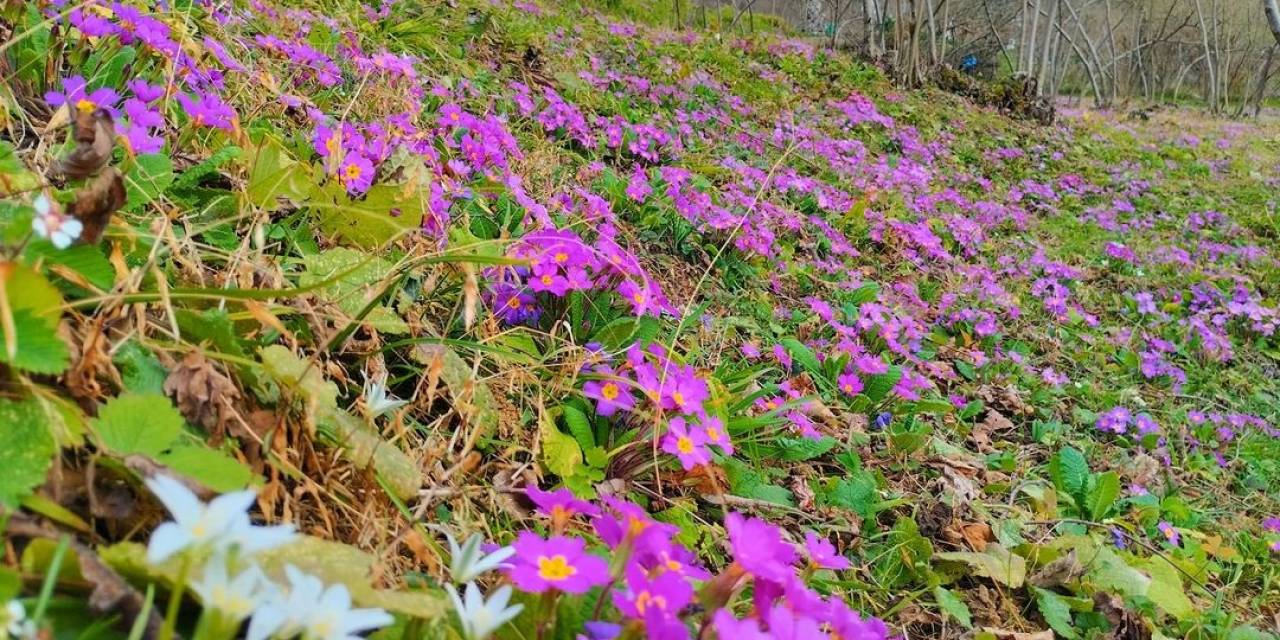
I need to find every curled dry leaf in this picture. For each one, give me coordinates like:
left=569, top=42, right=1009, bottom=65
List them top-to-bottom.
left=55, top=107, right=116, bottom=180
left=70, top=167, right=126, bottom=245
left=163, top=351, right=241, bottom=442
left=1028, top=549, right=1085, bottom=589
left=1093, top=592, right=1152, bottom=640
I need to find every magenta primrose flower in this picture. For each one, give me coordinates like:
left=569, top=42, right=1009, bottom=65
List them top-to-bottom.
left=45, top=75, right=119, bottom=115
left=177, top=91, right=236, bottom=130
left=339, top=154, right=375, bottom=195
left=583, top=367, right=636, bottom=417
left=837, top=370, right=864, bottom=396
left=698, top=415, right=733, bottom=455
left=662, top=417, right=711, bottom=470
left=526, top=486, right=600, bottom=521
left=726, top=512, right=796, bottom=582
left=1264, top=516, right=1280, bottom=533
left=1157, top=521, right=1180, bottom=546
left=803, top=531, right=850, bottom=571
left=507, top=532, right=609, bottom=594
left=611, top=564, right=693, bottom=625
left=711, top=610, right=771, bottom=639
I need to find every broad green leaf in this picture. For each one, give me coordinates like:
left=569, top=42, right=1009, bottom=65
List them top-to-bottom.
left=247, top=136, right=315, bottom=210
left=123, top=153, right=175, bottom=210
left=313, top=181, right=428, bottom=248
left=25, top=242, right=114, bottom=291
left=300, top=248, right=407, bottom=334
left=4, top=263, right=63, bottom=319
left=847, top=281, right=880, bottom=306
left=0, top=309, right=70, bottom=374
left=591, top=316, right=660, bottom=352
left=780, top=337, right=823, bottom=378
left=114, top=340, right=169, bottom=395
left=259, top=345, right=340, bottom=410
left=863, top=366, right=903, bottom=402
left=94, top=394, right=184, bottom=457
left=0, top=399, right=57, bottom=508
left=562, top=404, right=594, bottom=449
left=322, top=411, right=422, bottom=501
left=539, top=411, right=582, bottom=479
left=774, top=436, right=836, bottom=461
left=158, top=446, right=256, bottom=492
left=1049, top=446, right=1089, bottom=499
left=723, top=458, right=794, bottom=506
left=1087, top=470, right=1121, bottom=521
left=825, top=473, right=878, bottom=519
left=935, top=544, right=1027, bottom=588
left=1087, top=546, right=1150, bottom=597
left=1142, top=558, right=1193, bottom=620
left=934, top=586, right=972, bottom=629
left=1034, top=587, right=1077, bottom=638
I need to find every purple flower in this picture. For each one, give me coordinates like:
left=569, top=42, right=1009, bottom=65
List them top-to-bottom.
left=45, top=75, right=119, bottom=115
left=127, top=79, right=166, bottom=103
left=177, top=91, right=236, bottom=130
left=338, top=154, right=375, bottom=195
left=625, top=167, right=652, bottom=202
left=855, top=354, right=889, bottom=375
left=583, top=368, right=636, bottom=417
left=837, top=371, right=863, bottom=397
left=1096, top=407, right=1132, bottom=434
left=873, top=412, right=892, bottom=429
left=1134, top=414, right=1160, bottom=436
left=698, top=415, right=733, bottom=455
left=662, top=417, right=711, bottom=470
left=526, top=486, right=600, bottom=521
left=593, top=496, right=676, bottom=552
left=726, top=512, right=796, bottom=582
left=1263, top=517, right=1280, bottom=534
left=1157, top=521, right=1180, bottom=546
left=1110, top=527, right=1128, bottom=549
left=803, top=531, right=850, bottom=570
left=506, top=532, right=609, bottom=594
left=612, top=564, right=692, bottom=625
left=711, top=610, right=770, bottom=640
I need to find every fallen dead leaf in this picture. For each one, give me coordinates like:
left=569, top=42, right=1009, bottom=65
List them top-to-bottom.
left=56, top=107, right=116, bottom=180
left=69, top=167, right=126, bottom=245
left=164, top=351, right=241, bottom=442
left=1029, top=549, right=1085, bottom=588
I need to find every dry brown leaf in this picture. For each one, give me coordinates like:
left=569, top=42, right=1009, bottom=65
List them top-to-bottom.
left=56, top=107, right=116, bottom=180
left=69, top=167, right=126, bottom=245
left=163, top=351, right=241, bottom=441
left=943, top=521, right=994, bottom=551
left=1029, top=549, right=1085, bottom=588
left=1093, top=592, right=1152, bottom=640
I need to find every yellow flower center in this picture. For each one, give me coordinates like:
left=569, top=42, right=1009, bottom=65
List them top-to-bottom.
left=75, top=98, right=96, bottom=114
left=325, top=135, right=341, bottom=156
left=343, top=163, right=362, bottom=182
left=554, top=251, right=569, bottom=263
left=541, top=274, right=553, bottom=285
left=632, top=292, right=645, bottom=304
left=506, top=296, right=522, bottom=309
left=601, top=383, right=619, bottom=400
left=672, top=391, right=685, bottom=406
left=706, top=428, right=721, bottom=442
left=676, top=436, right=694, bottom=454
left=551, top=504, right=568, bottom=519
left=627, top=518, right=649, bottom=538
left=536, top=555, right=577, bottom=582
left=665, top=559, right=683, bottom=572
left=635, top=591, right=667, bottom=615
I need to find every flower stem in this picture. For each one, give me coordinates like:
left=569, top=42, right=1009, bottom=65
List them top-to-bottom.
left=159, top=556, right=191, bottom=640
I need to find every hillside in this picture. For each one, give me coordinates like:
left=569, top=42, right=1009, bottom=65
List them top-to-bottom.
left=2, top=1, right=1280, bottom=639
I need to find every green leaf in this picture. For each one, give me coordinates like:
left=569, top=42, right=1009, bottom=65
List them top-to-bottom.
left=247, top=136, right=314, bottom=211
left=170, top=145, right=243, bottom=192
left=123, top=154, right=175, bottom=210
left=312, top=181, right=429, bottom=248
left=25, top=242, right=114, bottom=291
left=300, top=248, right=407, bottom=334
left=5, top=263, right=63, bottom=319
left=847, top=281, right=880, bottom=306
left=175, top=308, right=249, bottom=359
left=0, top=310, right=70, bottom=374
left=590, top=316, right=660, bottom=352
left=780, top=337, right=823, bottom=378
left=114, top=340, right=169, bottom=395
left=259, top=345, right=339, bottom=410
left=863, top=366, right=903, bottom=402
left=94, top=394, right=184, bottom=456
left=0, top=399, right=57, bottom=508
left=562, top=404, right=594, bottom=450
left=322, top=411, right=422, bottom=501
left=540, top=411, right=582, bottom=479
left=774, top=436, right=836, bottom=461
left=158, top=446, right=255, bottom=493
left=1049, top=446, right=1089, bottom=499
left=723, top=458, right=794, bottom=506
left=826, top=471, right=877, bottom=518
left=1087, top=471, right=1121, bottom=521
left=935, top=544, right=1027, bottom=588
left=1088, top=546, right=1150, bottom=597
left=1142, top=558, right=1193, bottom=620
left=934, top=586, right=973, bottom=629
left=1034, top=588, right=1077, bottom=638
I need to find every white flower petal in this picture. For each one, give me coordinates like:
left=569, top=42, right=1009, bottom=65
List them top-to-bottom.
left=144, top=475, right=203, bottom=525
left=145, top=522, right=193, bottom=564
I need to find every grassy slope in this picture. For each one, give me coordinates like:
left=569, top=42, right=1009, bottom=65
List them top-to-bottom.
left=3, top=0, right=1280, bottom=638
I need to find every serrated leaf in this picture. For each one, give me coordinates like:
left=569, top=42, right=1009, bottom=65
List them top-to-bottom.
left=25, top=242, right=114, bottom=291
left=848, top=281, right=880, bottom=306
left=0, top=309, right=70, bottom=374
left=114, top=340, right=168, bottom=395
left=94, top=394, right=184, bottom=456
left=0, top=399, right=57, bottom=508
left=562, top=404, right=594, bottom=450
left=1049, top=446, right=1089, bottom=499
left=723, top=458, right=794, bottom=506
left=1087, top=470, right=1121, bottom=521
left=826, top=471, right=877, bottom=518
left=935, top=544, right=1027, bottom=588
left=934, top=586, right=972, bottom=629
left=1034, top=587, right=1077, bottom=638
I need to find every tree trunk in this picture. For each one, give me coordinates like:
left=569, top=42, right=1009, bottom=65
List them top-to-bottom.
left=1267, top=0, right=1280, bottom=45
left=1253, top=44, right=1278, bottom=116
